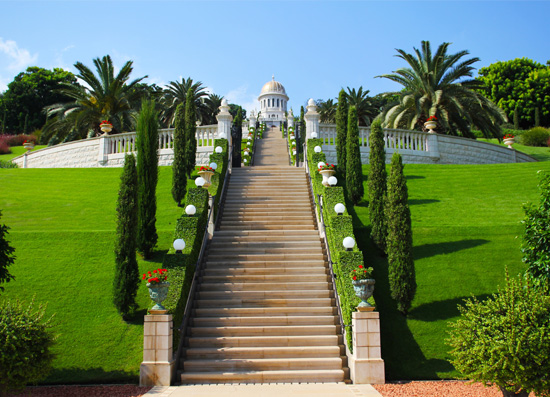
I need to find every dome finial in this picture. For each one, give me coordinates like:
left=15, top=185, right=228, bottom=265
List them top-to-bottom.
left=272, top=74, right=275, bottom=81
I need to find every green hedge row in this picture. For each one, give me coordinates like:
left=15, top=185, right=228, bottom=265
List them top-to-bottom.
left=242, top=126, right=257, bottom=166
left=288, top=127, right=297, bottom=165
left=306, top=138, right=371, bottom=351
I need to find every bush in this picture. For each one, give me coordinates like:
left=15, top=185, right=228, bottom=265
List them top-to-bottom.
left=346, top=106, right=364, bottom=205
left=368, top=119, right=387, bottom=252
left=520, top=127, right=550, bottom=147
left=0, top=140, right=10, bottom=155
left=0, top=160, right=17, bottom=169
left=0, top=210, right=15, bottom=292
left=447, top=272, right=550, bottom=397
left=0, top=299, right=56, bottom=394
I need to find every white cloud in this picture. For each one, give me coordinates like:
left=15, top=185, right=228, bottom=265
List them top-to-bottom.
left=0, top=37, right=38, bottom=72
left=52, top=45, right=75, bottom=71
left=225, top=84, right=259, bottom=116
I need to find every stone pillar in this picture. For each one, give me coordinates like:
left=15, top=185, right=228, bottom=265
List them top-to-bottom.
left=216, top=98, right=233, bottom=148
left=304, top=98, right=320, bottom=141
left=287, top=109, right=294, bottom=130
left=249, top=110, right=257, bottom=130
left=426, top=133, right=440, bottom=162
left=97, top=134, right=109, bottom=166
left=23, top=152, right=28, bottom=168
left=350, top=311, right=385, bottom=384
left=140, top=314, right=175, bottom=386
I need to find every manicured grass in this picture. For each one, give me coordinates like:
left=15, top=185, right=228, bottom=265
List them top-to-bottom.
left=478, top=138, right=550, bottom=161
left=0, top=145, right=47, bottom=161
left=353, top=161, right=550, bottom=380
left=0, top=167, right=192, bottom=384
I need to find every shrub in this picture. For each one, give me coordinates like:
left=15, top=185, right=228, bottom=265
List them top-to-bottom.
left=184, top=89, right=197, bottom=177
left=336, top=89, right=348, bottom=179
left=136, top=99, right=159, bottom=259
left=172, top=103, right=187, bottom=206
left=346, top=106, right=363, bottom=205
left=368, top=119, right=387, bottom=252
left=520, top=127, right=550, bottom=147
left=3, top=134, right=38, bottom=147
left=0, top=140, right=10, bottom=155
left=386, top=152, right=416, bottom=315
left=113, top=154, right=139, bottom=318
left=0, top=160, right=17, bottom=169
left=521, top=171, right=550, bottom=283
left=0, top=210, right=15, bottom=292
left=447, top=272, right=550, bottom=397
left=0, top=299, right=56, bottom=394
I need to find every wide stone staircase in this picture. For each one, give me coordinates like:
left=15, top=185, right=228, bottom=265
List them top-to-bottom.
left=178, top=128, right=347, bottom=384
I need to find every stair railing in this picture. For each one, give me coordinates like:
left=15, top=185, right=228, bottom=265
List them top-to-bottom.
left=215, top=145, right=232, bottom=230
left=304, top=151, right=347, bottom=337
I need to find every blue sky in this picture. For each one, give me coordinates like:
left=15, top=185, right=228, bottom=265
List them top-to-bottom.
left=1, top=1, right=549, bottom=114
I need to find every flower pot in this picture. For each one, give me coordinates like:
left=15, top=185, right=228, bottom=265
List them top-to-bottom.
left=424, top=121, right=437, bottom=133
left=100, top=123, right=113, bottom=134
left=503, top=138, right=515, bottom=149
left=23, top=143, right=34, bottom=151
left=319, top=169, right=336, bottom=187
left=197, top=170, right=214, bottom=188
left=352, top=279, right=375, bottom=309
left=147, top=282, right=170, bottom=313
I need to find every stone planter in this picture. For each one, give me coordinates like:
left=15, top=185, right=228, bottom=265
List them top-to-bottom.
left=424, top=121, right=437, bottom=133
left=100, top=123, right=113, bottom=134
left=503, top=138, right=515, bottom=149
left=23, top=142, right=34, bottom=151
left=319, top=169, right=336, bottom=187
left=197, top=170, right=214, bottom=188
left=352, top=279, right=375, bottom=309
left=147, top=282, right=170, bottom=313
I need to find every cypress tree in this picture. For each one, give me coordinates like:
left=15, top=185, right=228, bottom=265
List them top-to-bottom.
left=184, top=89, right=197, bottom=177
left=336, top=89, right=348, bottom=177
left=136, top=99, right=159, bottom=259
left=172, top=103, right=187, bottom=206
left=513, top=105, right=519, bottom=130
left=300, top=106, right=305, bottom=137
left=345, top=106, right=363, bottom=205
left=368, top=119, right=387, bottom=252
left=386, top=152, right=416, bottom=315
left=113, top=154, right=139, bottom=318
left=0, top=210, right=16, bottom=292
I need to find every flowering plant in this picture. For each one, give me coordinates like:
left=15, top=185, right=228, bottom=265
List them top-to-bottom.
left=426, top=116, right=437, bottom=122
left=100, top=120, right=112, bottom=126
left=503, top=134, right=515, bottom=140
left=318, top=164, right=335, bottom=172
left=198, top=166, right=214, bottom=172
left=350, top=264, right=374, bottom=281
left=143, top=268, right=168, bottom=284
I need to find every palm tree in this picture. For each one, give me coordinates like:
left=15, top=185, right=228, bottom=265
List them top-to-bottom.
left=377, top=41, right=506, bottom=139
left=42, top=55, right=147, bottom=143
left=160, top=78, right=208, bottom=127
left=345, top=87, right=379, bottom=126
left=202, top=93, right=223, bottom=125
left=318, top=99, right=337, bottom=123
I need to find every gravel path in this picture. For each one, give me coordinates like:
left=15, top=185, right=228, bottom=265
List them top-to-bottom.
left=7, top=382, right=536, bottom=396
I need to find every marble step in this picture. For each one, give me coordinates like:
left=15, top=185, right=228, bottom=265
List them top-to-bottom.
left=198, top=281, right=332, bottom=292
left=195, top=297, right=335, bottom=308
left=193, top=306, right=337, bottom=317
left=191, top=315, right=339, bottom=327
left=182, top=357, right=343, bottom=372
left=179, top=369, right=345, bottom=384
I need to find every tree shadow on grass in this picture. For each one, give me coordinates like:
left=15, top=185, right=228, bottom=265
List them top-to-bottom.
left=406, top=175, right=426, bottom=180
left=409, top=198, right=440, bottom=205
left=355, top=227, right=455, bottom=379
left=414, top=239, right=490, bottom=260
left=408, top=294, right=492, bottom=322
left=43, top=366, right=138, bottom=385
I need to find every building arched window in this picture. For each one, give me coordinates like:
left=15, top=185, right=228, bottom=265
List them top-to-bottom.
left=277, top=98, right=280, bottom=108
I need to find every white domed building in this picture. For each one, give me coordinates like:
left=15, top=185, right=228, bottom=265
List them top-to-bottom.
left=258, top=76, right=289, bottom=127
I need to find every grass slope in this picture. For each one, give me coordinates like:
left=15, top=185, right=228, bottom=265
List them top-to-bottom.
left=1, top=145, right=47, bottom=161
left=353, top=161, right=550, bottom=380
left=0, top=167, right=188, bottom=384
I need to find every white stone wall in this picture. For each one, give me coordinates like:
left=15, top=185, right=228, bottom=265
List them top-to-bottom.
left=13, top=139, right=214, bottom=168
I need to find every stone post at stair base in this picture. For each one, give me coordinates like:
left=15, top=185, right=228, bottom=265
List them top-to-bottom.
left=350, top=311, right=385, bottom=384
left=140, top=314, right=175, bottom=386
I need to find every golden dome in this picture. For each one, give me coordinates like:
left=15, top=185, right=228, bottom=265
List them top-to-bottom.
left=260, top=76, right=286, bottom=95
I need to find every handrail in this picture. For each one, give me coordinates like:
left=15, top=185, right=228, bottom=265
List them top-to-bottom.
left=215, top=146, right=232, bottom=230
left=304, top=151, right=347, bottom=337
left=172, top=194, right=216, bottom=384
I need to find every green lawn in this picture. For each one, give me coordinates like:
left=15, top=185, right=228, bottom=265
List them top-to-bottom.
left=478, top=138, right=550, bottom=161
left=1, top=145, right=47, bottom=161
left=352, top=161, right=550, bottom=380
left=0, top=167, right=187, bottom=384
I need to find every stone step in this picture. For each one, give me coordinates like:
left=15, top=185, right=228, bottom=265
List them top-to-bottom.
left=220, top=208, right=313, bottom=215
left=220, top=215, right=314, bottom=222
left=219, top=222, right=316, bottom=230
left=214, top=230, right=319, bottom=237
left=209, top=240, right=321, bottom=247
left=207, top=246, right=321, bottom=255
left=205, top=253, right=325, bottom=262
left=204, top=260, right=326, bottom=269
left=201, top=266, right=327, bottom=275
left=198, top=281, right=331, bottom=291
left=195, top=290, right=333, bottom=300
left=195, top=298, right=335, bottom=308
left=193, top=306, right=337, bottom=317
left=191, top=315, right=338, bottom=327
left=190, top=325, right=338, bottom=337
left=187, top=334, right=342, bottom=348
left=184, top=345, right=342, bottom=359
left=183, top=357, right=343, bottom=372
left=179, top=369, right=345, bottom=384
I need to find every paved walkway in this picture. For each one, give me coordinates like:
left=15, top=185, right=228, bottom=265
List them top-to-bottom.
left=145, top=383, right=381, bottom=396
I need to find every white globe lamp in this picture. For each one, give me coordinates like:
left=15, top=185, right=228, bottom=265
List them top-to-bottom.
left=343, top=237, right=355, bottom=251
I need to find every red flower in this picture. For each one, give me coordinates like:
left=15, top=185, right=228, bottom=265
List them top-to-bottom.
left=427, top=115, right=437, bottom=121
left=358, top=265, right=363, bottom=269
left=353, top=269, right=356, bottom=272
left=142, top=274, right=146, bottom=280
left=353, top=276, right=357, bottom=281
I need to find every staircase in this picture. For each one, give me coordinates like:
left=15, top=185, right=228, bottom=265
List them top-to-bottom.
left=179, top=127, right=347, bottom=384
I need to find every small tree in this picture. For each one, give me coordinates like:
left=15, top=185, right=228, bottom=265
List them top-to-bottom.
left=184, top=88, right=197, bottom=178
left=336, top=89, right=348, bottom=179
left=136, top=99, right=159, bottom=259
left=172, top=103, right=187, bottom=206
left=300, top=106, right=305, bottom=137
left=346, top=106, right=363, bottom=205
left=368, top=119, right=387, bottom=252
left=386, top=152, right=416, bottom=315
left=113, top=154, right=139, bottom=318
left=521, top=171, right=550, bottom=283
left=0, top=210, right=15, bottom=292
left=447, top=272, right=550, bottom=397
left=0, top=299, right=56, bottom=395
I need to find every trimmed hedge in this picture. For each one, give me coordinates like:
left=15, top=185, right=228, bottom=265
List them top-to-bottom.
left=306, top=138, right=372, bottom=351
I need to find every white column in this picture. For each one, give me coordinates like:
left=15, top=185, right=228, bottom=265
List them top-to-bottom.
left=216, top=98, right=233, bottom=148
left=304, top=98, right=320, bottom=141
left=287, top=109, right=295, bottom=129
left=249, top=110, right=257, bottom=130
left=97, top=134, right=109, bottom=166
left=350, top=311, right=385, bottom=384
left=139, top=314, right=175, bottom=386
